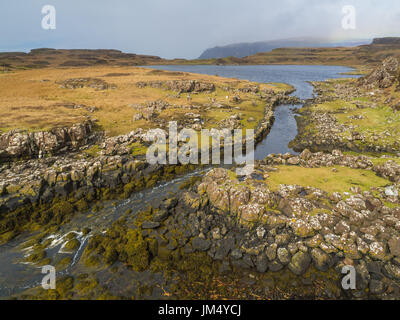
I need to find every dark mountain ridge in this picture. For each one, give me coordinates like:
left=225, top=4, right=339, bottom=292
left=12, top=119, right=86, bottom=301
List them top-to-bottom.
left=199, top=37, right=371, bottom=59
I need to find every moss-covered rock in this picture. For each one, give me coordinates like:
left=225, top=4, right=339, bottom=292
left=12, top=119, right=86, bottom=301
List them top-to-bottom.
left=63, top=238, right=81, bottom=252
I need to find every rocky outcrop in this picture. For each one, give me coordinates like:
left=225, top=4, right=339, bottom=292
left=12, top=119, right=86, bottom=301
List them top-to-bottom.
left=358, top=57, right=399, bottom=89
left=292, top=70, right=400, bottom=155
left=57, top=78, right=117, bottom=90
left=136, top=80, right=215, bottom=93
left=165, top=80, right=215, bottom=93
left=131, top=100, right=170, bottom=121
left=291, top=108, right=400, bottom=154
left=0, top=121, right=98, bottom=161
left=0, top=146, right=194, bottom=240
left=133, top=150, right=400, bottom=299
left=373, top=160, right=400, bottom=183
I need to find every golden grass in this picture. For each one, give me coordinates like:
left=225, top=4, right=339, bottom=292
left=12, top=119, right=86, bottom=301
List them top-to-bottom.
left=0, top=66, right=290, bottom=136
left=266, top=165, right=390, bottom=194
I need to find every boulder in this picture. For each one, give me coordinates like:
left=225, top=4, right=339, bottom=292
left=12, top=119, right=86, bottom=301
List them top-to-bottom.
left=192, top=237, right=211, bottom=251
left=311, top=248, right=332, bottom=271
left=288, top=251, right=311, bottom=275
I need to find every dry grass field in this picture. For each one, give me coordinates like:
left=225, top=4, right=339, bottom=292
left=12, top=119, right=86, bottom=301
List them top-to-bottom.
left=0, top=66, right=290, bottom=136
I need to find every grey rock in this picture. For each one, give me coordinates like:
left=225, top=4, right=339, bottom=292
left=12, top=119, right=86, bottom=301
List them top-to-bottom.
left=385, top=186, right=398, bottom=197
left=153, top=209, right=169, bottom=222
left=141, top=221, right=160, bottom=229
left=389, top=236, right=400, bottom=257
left=192, top=237, right=211, bottom=251
left=214, top=237, right=235, bottom=260
left=266, top=243, right=277, bottom=261
left=277, top=247, right=291, bottom=265
left=311, top=248, right=332, bottom=271
left=231, top=249, right=243, bottom=260
left=288, top=251, right=311, bottom=275
left=256, top=254, right=268, bottom=273
left=231, top=255, right=253, bottom=269
left=219, top=260, right=231, bottom=274
left=268, top=261, right=284, bottom=272
left=384, top=262, right=400, bottom=280
left=369, top=279, right=385, bottom=295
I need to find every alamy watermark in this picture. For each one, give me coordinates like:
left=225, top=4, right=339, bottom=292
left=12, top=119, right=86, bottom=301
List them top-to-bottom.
left=42, top=5, right=56, bottom=30
left=342, top=5, right=356, bottom=30
left=145, top=121, right=255, bottom=175
left=41, top=265, right=56, bottom=290
left=341, top=265, right=356, bottom=290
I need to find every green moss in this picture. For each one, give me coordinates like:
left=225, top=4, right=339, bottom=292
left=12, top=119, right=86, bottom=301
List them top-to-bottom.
left=129, top=142, right=148, bottom=157
left=83, top=145, right=101, bottom=158
left=370, top=157, right=400, bottom=166
left=266, top=165, right=390, bottom=194
left=227, top=170, right=238, bottom=181
left=179, top=176, right=202, bottom=190
left=123, top=179, right=145, bottom=198
left=74, top=199, right=89, bottom=212
left=50, top=201, right=75, bottom=224
left=384, top=201, right=399, bottom=209
left=92, top=203, right=104, bottom=213
left=83, top=220, right=150, bottom=271
left=82, top=227, right=91, bottom=235
left=0, top=230, right=18, bottom=243
left=123, top=230, right=150, bottom=271
left=63, top=238, right=80, bottom=252
left=104, top=247, right=119, bottom=265
left=25, top=249, right=47, bottom=264
left=84, top=254, right=100, bottom=267
left=56, top=256, right=72, bottom=269
left=17, top=273, right=118, bottom=300
left=56, top=276, right=74, bottom=297
left=73, top=277, right=99, bottom=296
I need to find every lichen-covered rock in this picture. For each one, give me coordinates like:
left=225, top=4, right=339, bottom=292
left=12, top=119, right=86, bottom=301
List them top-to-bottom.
left=358, top=57, right=399, bottom=89
left=57, top=77, right=116, bottom=90
left=165, top=80, right=215, bottom=93
left=0, top=121, right=95, bottom=161
left=373, top=160, right=400, bottom=183
left=239, top=203, right=265, bottom=223
left=290, top=219, right=315, bottom=238
left=389, top=236, right=400, bottom=257
left=192, top=237, right=211, bottom=251
left=369, top=241, right=387, bottom=260
left=266, top=243, right=278, bottom=261
left=277, top=247, right=291, bottom=265
left=311, top=248, right=332, bottom=271
left=288, top=251, right=311, bottom=275
left=256, top=253, right=268, bottom=273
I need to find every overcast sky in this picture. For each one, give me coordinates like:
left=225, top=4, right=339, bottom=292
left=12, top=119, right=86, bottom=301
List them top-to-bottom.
left=0, top=0, right=399, bottom=59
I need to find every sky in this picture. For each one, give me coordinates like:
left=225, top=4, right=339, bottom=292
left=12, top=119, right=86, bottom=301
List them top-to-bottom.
left=0, top=0, right=399, bottom=59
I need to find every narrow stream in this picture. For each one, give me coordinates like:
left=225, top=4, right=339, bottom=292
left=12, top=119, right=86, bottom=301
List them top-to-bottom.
left=0, top=65, right=358, bottom=298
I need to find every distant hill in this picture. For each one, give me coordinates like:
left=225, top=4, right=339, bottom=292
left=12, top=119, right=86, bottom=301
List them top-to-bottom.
left=2, top=37, right=400, bottom=71
left=198, top=37, right=371, bottom=59
left=203, top=37, right=400, bottom=67
left=372, top=37, right=400, bottom=45
left=0, top=48, right=171, bottom=70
